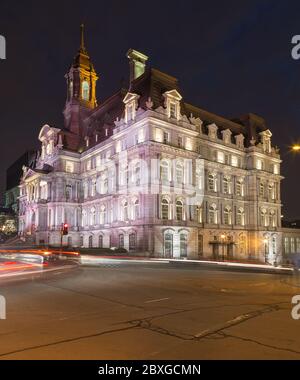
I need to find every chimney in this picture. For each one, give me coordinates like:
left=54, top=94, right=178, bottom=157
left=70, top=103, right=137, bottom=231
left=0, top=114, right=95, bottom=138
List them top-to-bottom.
left=127, top=49, right=148, bottom=83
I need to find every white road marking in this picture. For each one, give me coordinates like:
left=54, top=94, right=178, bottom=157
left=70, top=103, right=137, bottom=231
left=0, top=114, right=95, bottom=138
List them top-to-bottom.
left=144, top=297, right=170, bottom=304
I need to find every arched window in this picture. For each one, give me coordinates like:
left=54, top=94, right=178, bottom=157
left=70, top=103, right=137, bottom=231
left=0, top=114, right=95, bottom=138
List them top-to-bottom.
left=82, top=80, right=90, bottom=101
left=160, top=160, right=170, bottom=182
left=175, top=161, right=184, bottom=184
left=133, top=162, right=141, bottom=186
left=119, top=164, right=128, bottom=186
left=100, top=171, right=108, bottom=194
left=208, top=173, right=217, bottom=192
left=223, top=176, right=231, bottom=194
left=91, top=178, right=97, bottom=197
left=236, top=178, right=244, bottom=197
left=259, top=183, right=265, bottom=197
left=268, top=183, right=275, bottom=200
left=161, top=198, right=169, bottom=220
left=133, top=199, right=139, bottom=220
left=176, top=199, right=184, bottom=221
left=122, top=200, right=128, bottom=221
left=209, top=204, right=218, bottom=224
left=100, top=205, right=106, bottom=225
left=196, top=206, right=202, bottom=223
left=224, top=206, right=232, bottom=225
left=90, top=207, right=96, bottom=226
left=237, top=208, right=245, bottom=226
left=260, top=208, right=268, bottom=227
left=82, top=210, right=87, bottom=227
left=269, top=210, right=276, bottom=227
left=129, top=233, right=136, bottom=250
left=119, top=234, right=124, bottom=248
left=88, top=235, right=93, bottom=248
left=98, top=235, right=103, bottom=248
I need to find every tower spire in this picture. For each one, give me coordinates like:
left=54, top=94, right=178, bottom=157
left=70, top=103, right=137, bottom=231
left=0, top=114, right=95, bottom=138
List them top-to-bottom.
left=80, top=23, right=86, bottom=53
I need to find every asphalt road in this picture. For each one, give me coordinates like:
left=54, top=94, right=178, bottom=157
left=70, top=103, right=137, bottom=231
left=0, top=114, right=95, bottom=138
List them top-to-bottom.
left=0, top=262, right=300, bottom=359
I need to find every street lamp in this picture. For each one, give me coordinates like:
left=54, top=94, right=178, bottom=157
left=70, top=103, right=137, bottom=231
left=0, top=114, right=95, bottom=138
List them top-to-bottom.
left=291, top=144, right=300, bottom=152
left=221, top=234, right=226, bottom=261
left=263, top=238, right=269, bottom=263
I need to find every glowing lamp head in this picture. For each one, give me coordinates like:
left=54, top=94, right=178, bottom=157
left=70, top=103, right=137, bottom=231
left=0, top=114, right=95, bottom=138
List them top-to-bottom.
left=292, top=144, right=300, bottom=152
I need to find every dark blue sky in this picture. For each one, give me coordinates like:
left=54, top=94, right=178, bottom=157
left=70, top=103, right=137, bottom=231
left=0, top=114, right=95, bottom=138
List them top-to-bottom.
left=0, top=0, right=300, bottom=218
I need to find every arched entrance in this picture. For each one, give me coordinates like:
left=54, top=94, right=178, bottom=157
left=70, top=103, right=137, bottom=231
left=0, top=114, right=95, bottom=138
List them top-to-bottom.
left=164, top=232, right=173, bottom=258
left=180, top=233, right=188, bottom=258
left=88, top=235, right=93, bottom=248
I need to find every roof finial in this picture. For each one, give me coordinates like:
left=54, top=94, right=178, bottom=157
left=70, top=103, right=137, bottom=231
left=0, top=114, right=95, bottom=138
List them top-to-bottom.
left=80, top=23, right=86, bottom=52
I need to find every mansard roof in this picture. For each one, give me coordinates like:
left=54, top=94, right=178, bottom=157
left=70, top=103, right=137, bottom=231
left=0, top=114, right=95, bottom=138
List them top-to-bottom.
left=83, top=65, right=267, bottom=148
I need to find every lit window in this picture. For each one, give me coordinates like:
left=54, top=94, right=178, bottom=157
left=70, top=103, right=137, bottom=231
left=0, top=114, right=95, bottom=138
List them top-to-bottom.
left=82, top=81, right=90, bottom=101
left=170, top=102, right=177, bottom=118
left=138, top=128, right=144, bottom=143
left=155, top=128, right=163, bottom=142
left=163, top=131, right=169, bottom=144
left=178, top=136, right=183, bottom=147
left=185, top=137, right=192, bottom=151
left=115, top=141, right=121, bottom=153
left=217, top=151, right=225, bottom=164
left=231, top=155, right=238, bottom=167
left=256, top=159, right=263, bottom=170
left=160, top=160, right=170, bottom=182
left=66, top=161, right=74, bottom=173
left=175, top=161, right=184, bottom=184
left=273, top=164, right=279, bottom=174
left=208, top=173, right=217, bottom=192
left=223, top=177, right=231, bottom=194
left=236, top=179, right=244, bottom=197
left=259, top=183, right=265, bottom=197
left=161, top=198, right=169, bottom=220
left=133, top=199, right=139, bottom=220
left=176, top=199, right=184, bottom=221
left=122, top=200, right=128, bottom=221
left=209, top=204, right=218, bottom=224
left=100, top=205, right=106, bottom=224
left=224, top=206, right=232, bottom=225
left=90, top=207, right=96, bottom=226
left=237, top=208, right=245, bottom=226
left=260, top=208, right=268, bottom=227
left=129, top=233, right=136, bottom=250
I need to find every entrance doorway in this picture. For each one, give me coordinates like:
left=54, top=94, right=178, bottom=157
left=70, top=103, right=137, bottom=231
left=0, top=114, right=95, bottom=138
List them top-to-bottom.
left=164, top=233, right=173, bottom=258
left=180, top=234, right=187, bottom=258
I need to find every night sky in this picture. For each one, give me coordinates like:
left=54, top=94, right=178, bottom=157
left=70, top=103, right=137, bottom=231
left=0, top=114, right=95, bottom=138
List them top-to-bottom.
left=0, top=0, right=300, bottom=219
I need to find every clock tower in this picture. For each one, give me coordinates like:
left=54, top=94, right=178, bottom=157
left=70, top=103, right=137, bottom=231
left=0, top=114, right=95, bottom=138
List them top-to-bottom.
left=63, top=24, right=98, bottom=137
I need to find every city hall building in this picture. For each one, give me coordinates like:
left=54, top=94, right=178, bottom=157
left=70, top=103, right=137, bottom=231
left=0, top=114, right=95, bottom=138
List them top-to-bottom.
left=18, top=27, right=284, bottom=263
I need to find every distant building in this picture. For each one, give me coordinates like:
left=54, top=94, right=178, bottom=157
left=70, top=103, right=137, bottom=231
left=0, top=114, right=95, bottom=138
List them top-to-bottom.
left=17, top=26, right=299, bottom=264
left=5, top=150, right=37, bottom=213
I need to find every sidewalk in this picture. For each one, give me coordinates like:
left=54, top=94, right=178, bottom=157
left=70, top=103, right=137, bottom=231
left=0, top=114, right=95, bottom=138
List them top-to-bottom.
left=80, top=254, right=293, bottom=275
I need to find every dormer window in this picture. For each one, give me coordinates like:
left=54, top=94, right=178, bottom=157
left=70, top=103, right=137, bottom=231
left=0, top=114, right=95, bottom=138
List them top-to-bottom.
left=82, top=80, right=90, bottom=101
left=163, top=89, right=182, bottom=120
left=123, top=92, right=140, bottom=123
left=170, top=102, right=177, bottom=118
left=208, top=124, right=218, bottom=140
left=221, top=129, right=232, bottom=144
left=259, top=129, right=272, bottom=153
left=235, top=134, right=245, bottom=149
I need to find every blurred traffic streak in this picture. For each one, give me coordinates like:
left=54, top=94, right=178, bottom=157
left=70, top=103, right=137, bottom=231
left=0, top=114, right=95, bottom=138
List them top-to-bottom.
left=0, top=249, right=80, bottom=281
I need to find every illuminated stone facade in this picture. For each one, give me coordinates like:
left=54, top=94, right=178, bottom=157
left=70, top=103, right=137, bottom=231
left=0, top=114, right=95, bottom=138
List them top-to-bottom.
left=18, top=29, right=283, bottom=263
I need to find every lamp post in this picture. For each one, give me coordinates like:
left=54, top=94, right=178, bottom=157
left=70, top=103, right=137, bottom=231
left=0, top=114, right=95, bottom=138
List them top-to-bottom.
left=291, top=144, right=300, bottom=152
left=263, top=238, right=269, bottom=264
